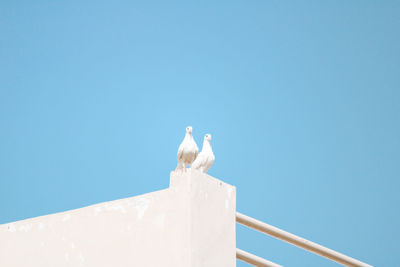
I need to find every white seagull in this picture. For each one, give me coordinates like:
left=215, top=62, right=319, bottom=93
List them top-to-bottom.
left=176, top=126, right=199, bottom=171
left=192, top=134, right=215, bottom=173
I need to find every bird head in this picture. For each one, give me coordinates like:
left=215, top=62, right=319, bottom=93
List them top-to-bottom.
left=186, top=126, right=193, bottom=134
left=204, top=134, right=212, bottom=141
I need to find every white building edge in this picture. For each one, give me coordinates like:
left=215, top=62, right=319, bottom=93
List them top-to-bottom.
left=0, top=171, right=372, bottom=267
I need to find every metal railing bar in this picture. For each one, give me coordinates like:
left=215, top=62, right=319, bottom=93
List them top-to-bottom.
left=236, top=212, right=372, bottom=267
left=236, top=248, right=283, bottom=267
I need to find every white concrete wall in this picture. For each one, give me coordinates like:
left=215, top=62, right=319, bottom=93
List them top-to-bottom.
left=0, top=170, right=236, bottom=267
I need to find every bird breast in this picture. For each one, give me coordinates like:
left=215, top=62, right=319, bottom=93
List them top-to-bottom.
left=183, top=150, right=197, bottom=164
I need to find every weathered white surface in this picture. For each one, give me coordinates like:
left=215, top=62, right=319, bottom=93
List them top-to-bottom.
left=0, top=170, right=236, bottom=267
left=170, top=170, right=236, bottom=267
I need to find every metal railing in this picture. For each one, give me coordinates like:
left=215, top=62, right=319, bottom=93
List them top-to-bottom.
left=236, top=212, right=373, bottom=267
left=237, top=248, right=282, bottom=267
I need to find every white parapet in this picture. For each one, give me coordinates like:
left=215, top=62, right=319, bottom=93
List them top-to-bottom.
left=0, top=170, right=236, bottom=267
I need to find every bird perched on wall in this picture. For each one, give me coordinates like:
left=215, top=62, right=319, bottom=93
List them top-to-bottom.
left=176, top=126, right=199, bottom=171
left=192, top=134, right=215, bottom=173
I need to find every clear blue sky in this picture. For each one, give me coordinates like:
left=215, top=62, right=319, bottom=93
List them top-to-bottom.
left=1, top=1, right=399, bottom=266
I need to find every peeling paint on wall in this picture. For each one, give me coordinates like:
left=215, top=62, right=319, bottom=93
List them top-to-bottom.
left=227, top=186, right=234, bottom=198
left=129, top=198, right=150, bottom=219
left=103, top=203, right=127, bottom=214
left=94, top=206, right=102, bottom=215
left=62, top=214, right=71, bottom=222
left=18, top=223, right=32, bottom=232
left=7, top=224, right=16, bottom=233
left=79, top=252, right=85, bottom=265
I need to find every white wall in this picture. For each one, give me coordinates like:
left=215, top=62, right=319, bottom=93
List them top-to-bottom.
left=0, top=170, right=236, bottom=267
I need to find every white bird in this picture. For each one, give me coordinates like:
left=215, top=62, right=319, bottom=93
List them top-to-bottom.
left=176, top=126, right=199, bottom=171
left=192, top=134, right=215, bottom=173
